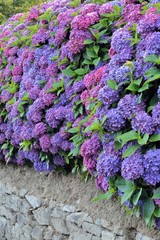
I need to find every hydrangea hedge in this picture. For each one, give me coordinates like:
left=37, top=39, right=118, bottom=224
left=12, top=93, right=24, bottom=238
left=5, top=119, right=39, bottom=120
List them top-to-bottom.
left=1, top=0, right=160, bottom=228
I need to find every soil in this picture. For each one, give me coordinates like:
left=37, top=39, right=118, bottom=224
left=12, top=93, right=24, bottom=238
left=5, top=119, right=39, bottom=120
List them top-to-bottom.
left=0, top=162, right=160, bottom=239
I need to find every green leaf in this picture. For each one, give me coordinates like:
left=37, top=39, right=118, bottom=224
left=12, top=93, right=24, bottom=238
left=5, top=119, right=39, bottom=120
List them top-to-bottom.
left=93, top=45, right=100, bottom=54
left=86, top=47, right=97, bottom=59
left=144, top=54, right=160, bottom=65
left=93, top=57, right=101, bottom=66
left=62, top=68, right=75, bottom=77
left=74, top=68, right=86, bottom=75
left=107, top=80, right=118, bottom=90
left=126, top=82, right=139, bottom=92
left=138, top=83, right=149, bottom=92
left=21, top=92, right=29, bottom=101
left=7, top=96, right=16, bottom=105
left=17, top=104, right=24, bottom=114
left=67, top=127, right=80, bottom=133
left=116, top=130, right=139, bottom=147
left=138, top=133, right=149, bottom=145
left=149, top=134, right=160, bottom=142
left=122, top=145, right=140, bottom=158
left=133, top=188, right=142, bottom=206
left=152, top=188, right=160, bottom=199
left=121, top=189, right=134, bottom=205
left=92, top=191, right=114, bottom=202
left=143, top=199, right=155, bottom=225
left=154, top=208, right=160, bottom=217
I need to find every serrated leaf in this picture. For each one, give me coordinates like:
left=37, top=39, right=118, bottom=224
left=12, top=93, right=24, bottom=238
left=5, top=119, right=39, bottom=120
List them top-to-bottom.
left=107, top=80, right=118, bottom=90
left=122, top=145, right=140, bottom=158
left=133, top=188, right=142, bottom=206
left=152, top=188, right=160, bottom=199
left=143, top=199, right=155, bottom=225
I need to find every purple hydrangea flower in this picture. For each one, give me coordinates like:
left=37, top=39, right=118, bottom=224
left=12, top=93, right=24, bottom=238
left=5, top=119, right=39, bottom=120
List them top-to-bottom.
left=98, top=86, right=119, bottom=106
left=118, top=94, right=145, bottom=119
left=152, top=103, right=160, bottom=126
left=104, top=108, right=125, bottom=132
left=131, top=111, right=155, bottom=135
left=34, top=122, right=47, bottom=137
left=39, top=134, right=51, bottom=152
left=143, top=149, right=160, bottom=185
left=96, top=152, right=121, bottom=177
left=121, top=152, right=144, bottom=180
left=53, top=154, right=66, bottom=166
left=34, top=161, right=54, bottom=172
left=95, top=175, right=109, bottom=192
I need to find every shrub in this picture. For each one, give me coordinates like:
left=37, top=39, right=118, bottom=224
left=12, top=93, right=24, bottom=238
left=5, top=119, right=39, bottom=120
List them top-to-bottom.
left=0, top=0, right=160, bottom=228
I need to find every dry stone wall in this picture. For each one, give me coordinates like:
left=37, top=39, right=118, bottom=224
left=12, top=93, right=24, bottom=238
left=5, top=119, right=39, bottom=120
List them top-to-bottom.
left=0, top=180, right=156, bottom=240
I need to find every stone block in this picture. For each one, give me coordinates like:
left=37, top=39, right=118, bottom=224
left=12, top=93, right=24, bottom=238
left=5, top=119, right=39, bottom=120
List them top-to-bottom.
left=19, top=188, right=28, bottom=197
left=5, top=195, right=21, bottom=211
left=25, top=195, right=41, bottom=209
left=62, top=205, right=76, bottom=213
left=33, top=207, right=51, bottom=225
left=51, top=207, right=66, bottom=218
left=66, top=212, right=88, bottom=226
left=0, top=217, right=7, bottom=235
left=51, top=218, right=78, bottom=235
left=82, top=222, right=102, bottom=237
left=31, top=225, right=44, bottom=240
left=43, top=226, right=53, bottom=240
left=69, top=229, right=92, bottom=240
left=102, top=230, right=115, bottom=240
left=136, top=233, right=155, bottom=240
left=92, top=236, right=101, bottom=240
left=116, top=236, right=126, bottom=240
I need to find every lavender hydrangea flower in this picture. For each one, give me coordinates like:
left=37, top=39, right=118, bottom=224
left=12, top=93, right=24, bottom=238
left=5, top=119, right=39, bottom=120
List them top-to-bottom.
left=98, top=86, right=119, bottom=107
left=118, top=94, right=145, bottom=119
left=152, top=103, right=160, bottom=126
left=104, top=108, right=125, bottom=132
left=131, top=111, right=155, bottom=135
left=34, top=122, right=47, bottom=137
left=39, top=134, right=51, bottom=152
left=143, top=149, right=160, bottom=185
left=96, top=152, right=121, bottom=177
left=121, top=152, right=144, bottom=180
left=53, top=154, right=66, bottom=166
left=34, top=161, right=54, bottom=172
